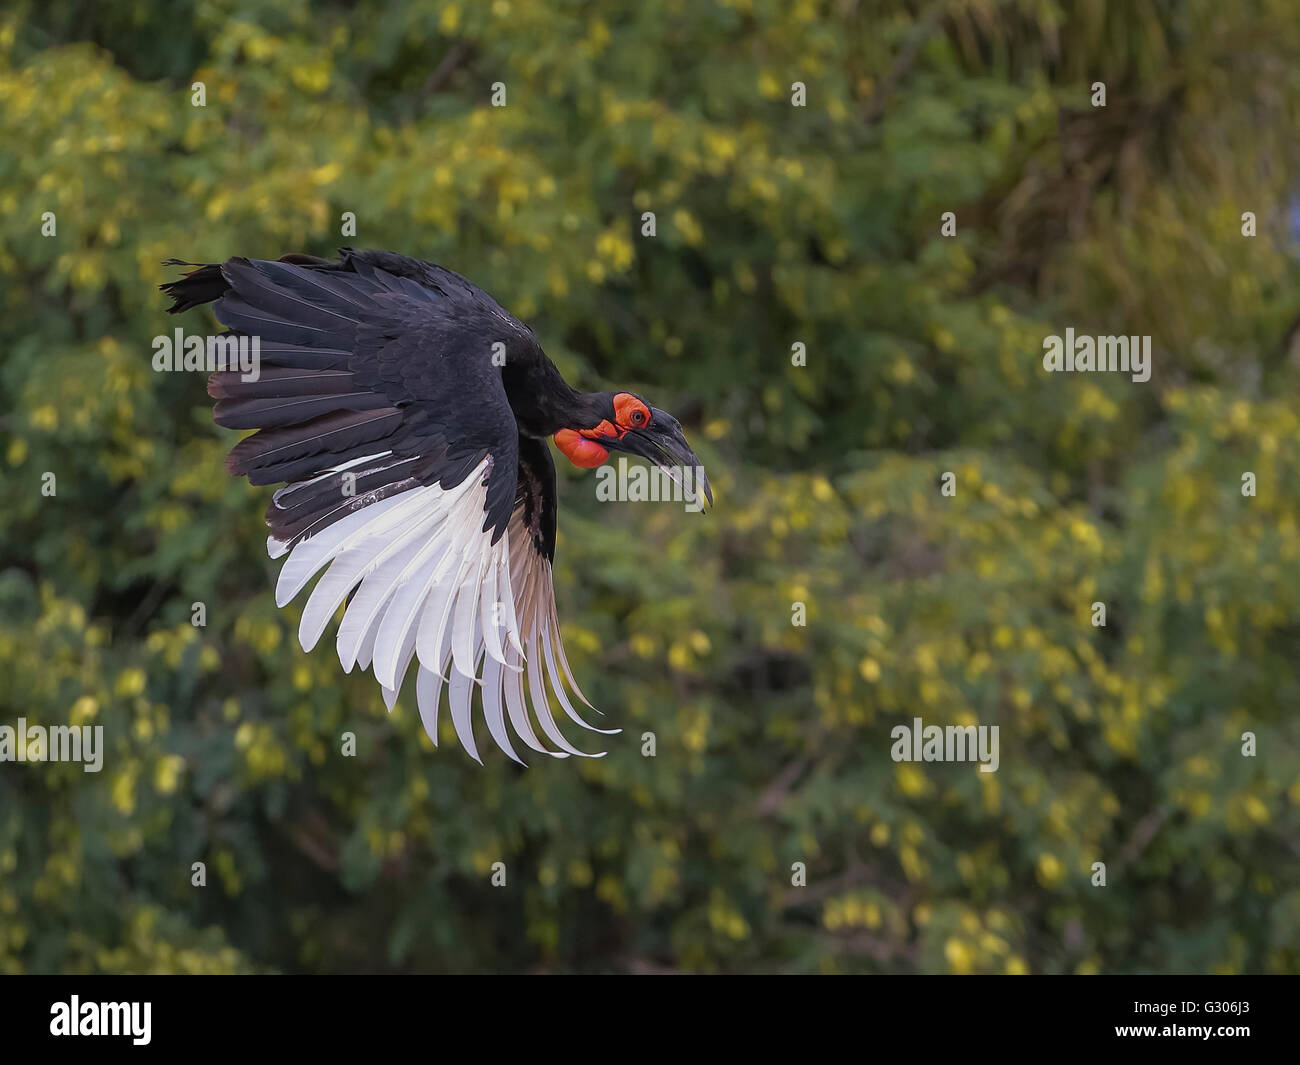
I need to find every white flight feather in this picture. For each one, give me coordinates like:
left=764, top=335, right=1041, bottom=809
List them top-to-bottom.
left=268, top=456, right=613, bottom=761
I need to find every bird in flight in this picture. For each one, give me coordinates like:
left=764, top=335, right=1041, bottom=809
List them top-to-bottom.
left=162, top=249, right=712, bottom=764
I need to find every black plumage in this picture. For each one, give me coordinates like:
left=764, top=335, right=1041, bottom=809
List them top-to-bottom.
left=162, top=248, right=712, bottom=761
left=167, top=250, right=531, bottom=547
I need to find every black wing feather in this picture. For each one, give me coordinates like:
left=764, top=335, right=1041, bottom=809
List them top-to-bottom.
left=163, top=251, right=528, bottom=547
left=515, top=434, right=558, bottom=563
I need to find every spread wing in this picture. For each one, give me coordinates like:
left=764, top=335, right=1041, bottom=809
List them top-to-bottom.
left=165, top=254, right=613, bottom=762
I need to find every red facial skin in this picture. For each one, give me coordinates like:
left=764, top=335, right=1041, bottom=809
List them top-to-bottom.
left=554, top=393, right=652, bottom=468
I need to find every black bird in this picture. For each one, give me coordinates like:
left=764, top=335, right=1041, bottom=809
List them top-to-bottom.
left=162, top=249, right=712, bottom=763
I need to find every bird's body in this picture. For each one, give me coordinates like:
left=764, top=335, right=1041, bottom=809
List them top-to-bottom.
left=162, top=249, right=710, bottom=763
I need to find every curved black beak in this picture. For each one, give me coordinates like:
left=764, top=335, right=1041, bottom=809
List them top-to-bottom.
left=605, top=408, right=713, bottom=510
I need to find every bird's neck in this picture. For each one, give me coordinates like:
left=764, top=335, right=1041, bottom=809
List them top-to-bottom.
left=503, top=360, right=602, bottom=438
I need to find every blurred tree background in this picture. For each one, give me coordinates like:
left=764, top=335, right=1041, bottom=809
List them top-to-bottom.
left=2, top=0, right=1300, bottom=974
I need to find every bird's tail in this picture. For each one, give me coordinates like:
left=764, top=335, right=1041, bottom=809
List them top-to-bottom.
left=161, top=253, right=337, bottom=313
left=160, top=259, right=228, bottom=313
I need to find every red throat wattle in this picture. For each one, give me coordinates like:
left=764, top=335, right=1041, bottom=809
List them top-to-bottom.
left=554, top=428, right=610, bottom=468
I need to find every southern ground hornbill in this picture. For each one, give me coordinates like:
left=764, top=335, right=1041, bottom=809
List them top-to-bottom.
left=162, top=248, right=712, bottom=763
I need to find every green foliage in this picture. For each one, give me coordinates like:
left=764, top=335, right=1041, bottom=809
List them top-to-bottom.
left=2, top=0, right=1299, bottom=973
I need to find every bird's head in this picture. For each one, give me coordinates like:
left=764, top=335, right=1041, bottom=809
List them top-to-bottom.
left=554, top=390, right=713, bottom=509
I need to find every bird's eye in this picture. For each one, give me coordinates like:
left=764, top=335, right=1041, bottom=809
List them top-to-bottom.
left=613, top=392, right=650, bottom=432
